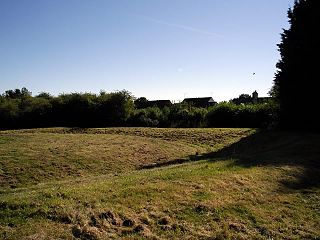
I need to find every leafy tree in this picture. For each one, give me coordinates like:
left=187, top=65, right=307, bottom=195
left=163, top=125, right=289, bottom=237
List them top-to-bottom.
left=270, top=0, right=320, bottom=130
left=4, top=87, right=32, bottom=99
left=21, top=87, right=32, bottom=98
left=97, top=90, right=134, bottom=126
left=36, top=92, right=53, bottom=100
left=52, top=93, right=97, bottom=127
left=231, top=94, right=252, bottom=105
left=20, top=97, right=52, bottom=128
left=134, top=97, right=149, bottom=109
left=0, top=98, right=20, bottom=129
left=207, top=102, right=237, bottom=127
left=129, top=107, right=162, bottom=127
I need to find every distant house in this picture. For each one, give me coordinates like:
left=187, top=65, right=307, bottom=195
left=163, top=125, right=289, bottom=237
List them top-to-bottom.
left=231, top=91, right=272, bottom=105
left=252, top=91, right=272, bottom=104
left=182, top=97, right=217, bottom=108
left=147, top=100, right=172, bottom=108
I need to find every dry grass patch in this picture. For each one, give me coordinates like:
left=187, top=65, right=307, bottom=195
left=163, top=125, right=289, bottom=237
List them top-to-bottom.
left=1, top=127, right=254, bottom=150
left=0, top=128, right=254, bottom=189
left=1, top=129, right=319, bottom=239
left=0, top=133, right=199, bottom=189
left=1, top=160, right=319, bottom=239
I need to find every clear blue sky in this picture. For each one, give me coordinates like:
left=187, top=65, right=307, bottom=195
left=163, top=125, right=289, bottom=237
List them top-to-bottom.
left=0, top=0, right=294, bottom=102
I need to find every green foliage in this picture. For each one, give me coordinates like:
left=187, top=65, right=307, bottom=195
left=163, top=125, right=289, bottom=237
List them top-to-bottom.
left=271, top=0, right=320, bottom=130
left=4, top=87, right=32, bottom=99
left=0, top=88, right=276, bottom=129
left=0, top=88, right=135, bottom=129
left=95, top=90, right=134, bottom=126
left=35, top=92, right=53, bottom=99
left=231, top=94, right=253, bottom=105
left=134, top=97, right=149, bottom=109
left=0, top=98, right=20, bottom=128
left=129, top=101, right=277, bottom=129
left=165, top=102, right=208, bottom=128
left=207, top=102, right=277, bottom=128
left=129, top=107, right=164, bottom=127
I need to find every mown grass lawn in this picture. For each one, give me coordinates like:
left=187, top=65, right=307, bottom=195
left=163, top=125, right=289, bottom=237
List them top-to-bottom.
left=0, top=128, right=319, bottom=239
left=0, top=128, right=253, bottom=189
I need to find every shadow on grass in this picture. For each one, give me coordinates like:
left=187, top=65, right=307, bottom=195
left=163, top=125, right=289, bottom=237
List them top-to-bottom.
left=141, top=130, right=320, bottom=190
left=211, top=130, right=320, bottom=190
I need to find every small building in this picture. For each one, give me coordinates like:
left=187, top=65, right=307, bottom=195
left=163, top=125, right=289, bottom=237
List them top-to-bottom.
left=252, top=91, right=272, bottom=104
left=182, top=97, right=217, bottom=108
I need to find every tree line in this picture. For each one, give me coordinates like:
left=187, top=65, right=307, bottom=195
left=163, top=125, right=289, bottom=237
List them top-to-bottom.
left=0, top=88, right=277, bottom=130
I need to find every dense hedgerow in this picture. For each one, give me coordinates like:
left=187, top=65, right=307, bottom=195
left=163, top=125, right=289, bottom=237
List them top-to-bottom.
left=0, top=88, right=277, bottom=129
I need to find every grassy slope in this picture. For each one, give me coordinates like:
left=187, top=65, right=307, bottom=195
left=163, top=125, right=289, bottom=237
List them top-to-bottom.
left=0, top=128, right=319, bottom=239
left=0, top=128, right=253, bottom=189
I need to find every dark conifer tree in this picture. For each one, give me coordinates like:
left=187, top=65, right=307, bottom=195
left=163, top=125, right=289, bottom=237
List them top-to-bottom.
left=270, top=0, right=320, bottom=130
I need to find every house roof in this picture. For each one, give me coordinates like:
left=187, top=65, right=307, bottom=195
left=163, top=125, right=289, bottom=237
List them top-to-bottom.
left=182, top=97, right=216, bottom=107
left=183, top=97, right=214, bottom=102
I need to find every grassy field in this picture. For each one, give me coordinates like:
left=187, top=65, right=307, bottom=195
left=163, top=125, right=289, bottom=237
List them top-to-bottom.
left=0, top=128, right=319, bottom=239
left=0, top=128, right=253, bottom=189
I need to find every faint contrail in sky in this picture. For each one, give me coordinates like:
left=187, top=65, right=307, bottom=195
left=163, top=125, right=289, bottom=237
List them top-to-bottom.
left=138, top=15, right=224, bottom=38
